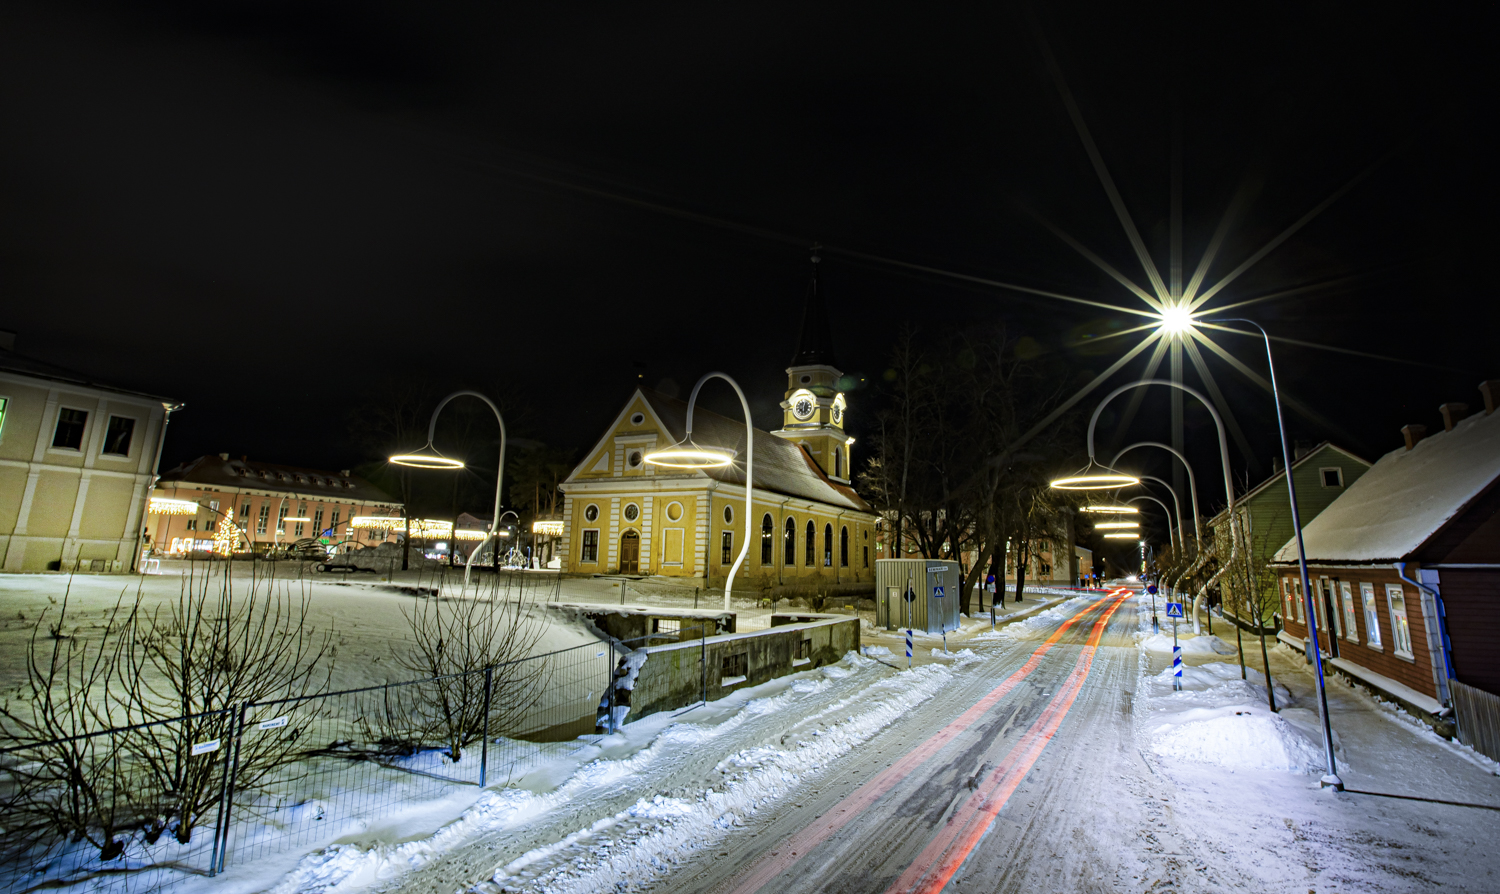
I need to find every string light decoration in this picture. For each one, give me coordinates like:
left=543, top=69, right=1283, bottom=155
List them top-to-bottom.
left=149, top=498, right=199, bottom=516
left=213, top=510, right=245, bottom=555
left=351, top=516, right=403, bottom=529
left=532, top=520, right=565, bottom=537
left=453, top=528, right=489, bottom=541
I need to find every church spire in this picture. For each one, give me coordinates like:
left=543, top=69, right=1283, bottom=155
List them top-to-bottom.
left=790, top=244, right=839, bottom=368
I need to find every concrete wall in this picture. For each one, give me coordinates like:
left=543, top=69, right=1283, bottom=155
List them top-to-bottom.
left=627, top=615, right=859, bottom=722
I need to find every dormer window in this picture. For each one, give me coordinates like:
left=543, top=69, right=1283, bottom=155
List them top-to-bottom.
left=1320, top=467, right=1344, bottom=488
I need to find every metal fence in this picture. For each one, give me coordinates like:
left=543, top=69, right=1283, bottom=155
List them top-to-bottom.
left=0, top=639, right=614, bottom=894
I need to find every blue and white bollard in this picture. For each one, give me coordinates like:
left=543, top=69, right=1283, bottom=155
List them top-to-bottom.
left=906, top=628, right=913, bottom=668
left=1173, top=645, right=1183, bottom=691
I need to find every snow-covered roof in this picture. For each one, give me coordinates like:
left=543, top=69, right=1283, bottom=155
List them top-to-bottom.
left=640, top=389, right=873, bottom=513
left=1272, top=409, right=1500, bottom=564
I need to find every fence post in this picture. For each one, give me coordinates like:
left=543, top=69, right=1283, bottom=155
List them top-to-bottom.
left=701, top=621, right=707, bottom=706
left=608, top=640, right=617, bottom=734
left=479, top=665, right=494, bottom=787
left=211, top=702, right=248, bottom=875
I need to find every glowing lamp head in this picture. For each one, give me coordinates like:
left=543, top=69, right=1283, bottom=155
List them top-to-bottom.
left=1158, top=305, right=1196, bottom=335
left=643, top=439, right=736, bottom=469
left=390, top=444, right=465, bottom=470
left=1050, top=472, right=1140, bottom=491
left=1081, top=505, right=1139, bottom=514
left=1093, top=521, right=1140, bottom=530
left=1103, top=532, right=1139, bottom=540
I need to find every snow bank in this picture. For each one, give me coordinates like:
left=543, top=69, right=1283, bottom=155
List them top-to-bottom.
left=992, top=596, right=1094, bottom=640
left=1140, top=632, right=1237, bottom=656
left=860, top=645, right=892, bottom=657
left=1150, top=706, right=1326, bottom=773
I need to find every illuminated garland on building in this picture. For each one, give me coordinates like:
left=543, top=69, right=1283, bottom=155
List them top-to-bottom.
left=149, top=498, right=200, bottom=516
left=213, top=510, right=245, bottom=555
left=351, top=516, right=489, bottom=539
left=532, top=520, right=564, bottom=537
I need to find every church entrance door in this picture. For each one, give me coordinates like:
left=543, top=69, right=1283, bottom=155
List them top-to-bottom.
left=620, top=530, right=640, bottom=574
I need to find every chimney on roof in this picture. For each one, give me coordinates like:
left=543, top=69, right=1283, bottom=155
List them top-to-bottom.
left=0, top=330, right=14, bottom=352
left=1481, top=380, right=1500, bottom=415
left=1439, top=402, right=1470, bottom=432
left=1401, top=424, right=1427, bottom=451
left=219, top=452, right=229, bottom=461
left=340, top=469, right=351, bottom=477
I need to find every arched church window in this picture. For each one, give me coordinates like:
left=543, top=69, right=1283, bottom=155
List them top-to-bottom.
left=834, top=448, right=841, bottom=478
left=761, top=514, right=774, bottom=565
left=785, top=516, right=796, bottom=564
left=805, top=520, right=816, bottom=566
left=823, top=524, right=833, bottom=567
left=840, top=526, right=849, bottom=567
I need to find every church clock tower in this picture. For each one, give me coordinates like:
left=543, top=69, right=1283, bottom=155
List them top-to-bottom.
left=772, top=249, right=854, bottom=483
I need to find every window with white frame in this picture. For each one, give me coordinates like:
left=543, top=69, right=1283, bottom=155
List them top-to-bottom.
left=0, top=397, right=8, bottom=441
left=52, top=408, right=88, bottom=450
left=102, top=416, right=135, bottom=456
left=1319, top=467, right=1344, bottom=488
left=257, top=504, right=270, bottom=534
left=277, top=504, right=288, bottom=533
left=581, top=529, right=599, bottom=563
left=721, top=530, right=733, bottom=564
left=1282, top=578, right=1295, bottom=623
left=1294, top=579, right=1305, bottom=623
left=1320, top=580, right=1341, bottom=639
left=1339, top=581, right=1359, bottom=642
left=1360, top=582, right=1382, bottom=649
left=1386, top=585, right=1414, bottom=658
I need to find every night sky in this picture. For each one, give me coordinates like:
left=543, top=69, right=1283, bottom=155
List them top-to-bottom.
left=2, top=2, right=1495, bottom=527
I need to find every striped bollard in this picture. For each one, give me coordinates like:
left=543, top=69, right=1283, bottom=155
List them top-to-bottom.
left=906, top=628, right=913, bottom=668
left=1173, top=646, right=1183, bottom=691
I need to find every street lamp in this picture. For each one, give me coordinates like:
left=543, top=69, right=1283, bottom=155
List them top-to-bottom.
left=1211, top=317, right=1342, bottom=790
left=644, top=371, right=753, bottom=611
left=1076, top=379, right=1237, bottom=632
left=390, top=390, right=507, bottom=589
left=1112, top=441, right=1202, bottom=543
left=1048, top=464, right=1141, bottom=490
left=1133, top=475, right=1186, bottom=553
left=1125, top=495, right=1176, bottom=554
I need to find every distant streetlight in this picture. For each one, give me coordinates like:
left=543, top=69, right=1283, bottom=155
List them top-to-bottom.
left=1211, top=317, right=1341, bottom=790
left=644, top=371, right=753, bottom=611
left=1067, top=379, right=1237, bottom=632
left=390, top=389, right=507, bottom=588
left=1111, top=441, right=1202, bottom=543
left=1133, top=475, right=1186, bottom=553
left=1126, top=495, right=1177, bottom=554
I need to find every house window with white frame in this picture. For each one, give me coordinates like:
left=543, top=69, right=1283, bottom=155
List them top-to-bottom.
left=52, top=408, right=88, bottom=450
left=102, top=416, right=135, bottom=456
left=1319, top=467, right=1344, bottom=488
left=257, top=504, right=270, bottom=535
left=581, top=530, right=599, bottom=563
left=721, top=530, right=733, bottom=565
left=1294, top=579, right=1305, bottom=623
left=1339, top=581, right=1359, bottom=642
left=1360, top=582, right=1382, bottom=649
left=1386, top=585, right=1414, bottom=658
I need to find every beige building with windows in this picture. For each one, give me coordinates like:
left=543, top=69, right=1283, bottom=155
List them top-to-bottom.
left=558, top=260, right=878, bottom=590
left=0, top=338, right=178, bottom=572
left=145, top=455, right=401, bottom=554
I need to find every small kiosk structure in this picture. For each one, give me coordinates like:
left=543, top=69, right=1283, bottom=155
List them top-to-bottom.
left=875, top=558, right=961, bottom=634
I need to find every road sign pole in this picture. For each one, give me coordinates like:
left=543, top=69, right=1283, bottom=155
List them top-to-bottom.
left=1172, top=617, right=1181, bottom=691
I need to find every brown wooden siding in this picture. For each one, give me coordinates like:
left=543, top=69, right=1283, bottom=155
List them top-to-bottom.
left=1279, top=568, right=1438, bottom=700
left=1436, top=569, right=1500, bottom=696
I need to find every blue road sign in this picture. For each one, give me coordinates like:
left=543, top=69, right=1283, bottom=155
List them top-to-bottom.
left=1147, top=584, right=1158, bottom=595
left=932, top=585, right=945, bottom=599
left=1165, top=602, right=1185, bottom=618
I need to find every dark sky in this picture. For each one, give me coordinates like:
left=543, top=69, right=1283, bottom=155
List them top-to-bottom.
left=2, top=1, right=1495, bottom=531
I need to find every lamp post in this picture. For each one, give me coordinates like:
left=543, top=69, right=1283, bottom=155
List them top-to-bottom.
left=1213, top=318, right=1341, bottom=790
left=644, top=371, right=753, bottom=611
left=1078, top=379, right=1237, bottom=634
left=389, top=390, right=507, bottom=589
left=1112, top=441, right=1202, bottom=543
left=1133, top=476, right=1185, bottom=555
left=1125, top=495, right=1176, bottom=555
left=495, top=509, right=519, bottom=569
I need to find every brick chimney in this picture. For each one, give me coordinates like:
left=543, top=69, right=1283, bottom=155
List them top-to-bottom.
left=1481, top=380, right=1500, bottom=416
left=1439, top=402, right=1470, bottom=432
left=1402, top=424, right=1427, bottom=451
left=219, top=452, right=229, bottom=461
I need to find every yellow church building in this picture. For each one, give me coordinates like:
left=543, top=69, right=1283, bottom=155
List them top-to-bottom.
left=557, top=258, right=878, bottom=592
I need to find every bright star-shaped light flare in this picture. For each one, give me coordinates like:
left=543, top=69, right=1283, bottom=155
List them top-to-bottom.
left=1158, top=305, right=1196, bottom=335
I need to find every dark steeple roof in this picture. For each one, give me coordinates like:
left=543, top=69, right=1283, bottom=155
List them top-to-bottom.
left=790, top=246, right=839, bottom=369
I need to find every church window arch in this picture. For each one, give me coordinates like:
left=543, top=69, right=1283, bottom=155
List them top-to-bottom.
left=834, top=448, right=841, bottom=478
left=761, top=514, right=774, bottom=565
left=785, top=516, right=796, bottom=564
left=805, top=520, right=816, bottom=566
left=823, top=524, right=833, bottom=567
left=840, top=526, right=849, bottom=567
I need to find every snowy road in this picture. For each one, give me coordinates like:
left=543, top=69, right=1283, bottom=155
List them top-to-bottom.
left=275, top=587, right=1500, bottom=894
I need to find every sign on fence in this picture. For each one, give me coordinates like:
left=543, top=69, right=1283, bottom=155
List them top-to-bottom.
left=258, top=716, right=288, bottom=730
left=190, top=739, right=221, bottom=756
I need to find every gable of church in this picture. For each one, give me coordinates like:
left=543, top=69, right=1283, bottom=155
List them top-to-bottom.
left=568, top=391, right=672, bottom=482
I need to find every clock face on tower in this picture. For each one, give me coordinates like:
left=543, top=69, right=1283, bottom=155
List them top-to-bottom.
left=792, top=396, right=815, bottom=421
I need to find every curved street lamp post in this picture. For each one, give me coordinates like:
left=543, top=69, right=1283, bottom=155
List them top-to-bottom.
left=644, top=372, right=754, bottom=612
left=389, top=390, right=508, bottom=589
left=1112, top=441, right=1202, bottom=543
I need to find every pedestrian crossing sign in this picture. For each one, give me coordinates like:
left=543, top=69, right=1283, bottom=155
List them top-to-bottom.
left=932, top=585, right=945, bottom=598
left=1165, top=602, right=1184, bottom=618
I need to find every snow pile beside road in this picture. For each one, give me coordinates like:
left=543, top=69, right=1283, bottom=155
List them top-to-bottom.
left=994, top=596, right=1093, bottom=639
left=1140, top=632, right=1237, bottom=655
left=929, top=648, right=978, bottom=665
left=480, top=660, right=954, bottom=894
left=1150, top=705, right=1327, bottom=773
